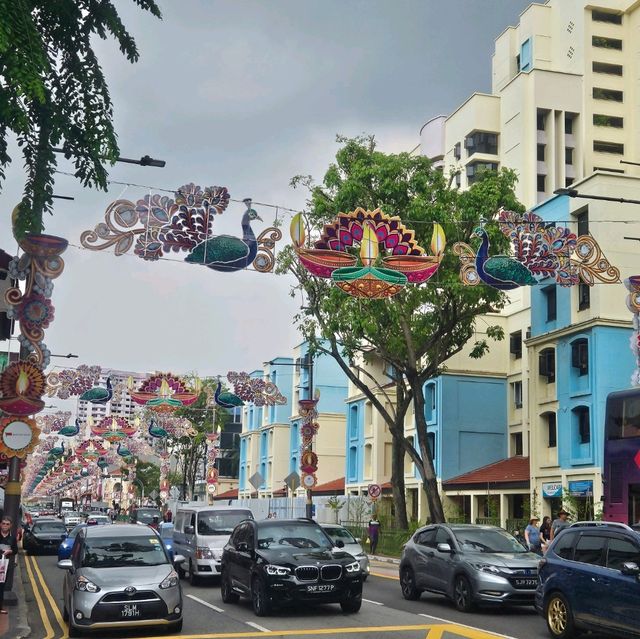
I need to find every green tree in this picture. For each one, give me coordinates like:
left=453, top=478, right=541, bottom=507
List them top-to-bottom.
left=0, top=0, right=161, bottom=238
left=279, top=135, right=523, bottom=525
left=136, top=460, right=160, bottom=500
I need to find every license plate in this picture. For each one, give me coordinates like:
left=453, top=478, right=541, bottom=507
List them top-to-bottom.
left=514, top=578, right=537, bottom=588
left=306, top=584, right=335, bottom=593
left=121, top=604, right=141, bottom=618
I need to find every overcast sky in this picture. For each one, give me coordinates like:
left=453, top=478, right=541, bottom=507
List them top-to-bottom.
left=0, top=0, right=532, bottom=403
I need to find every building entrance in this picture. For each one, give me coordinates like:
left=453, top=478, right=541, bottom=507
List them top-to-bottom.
left=629, top=484, right=640, bottom=525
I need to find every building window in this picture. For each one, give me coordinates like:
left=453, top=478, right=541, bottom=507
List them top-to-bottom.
left=592, top=10, right=622, bottom=25
left=592, top=36, right=622, bottom=50
left=520, top=38, right=532, bottom=72
left=592, top=61, right=623, bottom=76
left=593, top=87, right=623, bottom=102
left=537, top=110, right=547, bottom=131
left=565, top=114, right=574, bottom=134
left=593, top=114, right=624, bottom=128
left=464, top=131, right=498, bottom=156
left=594, top=140, right=624, bottom=154
left=454, top=142, right=461, bottom=160
left=537, top=144, right=545, bottom=161
left=565, top=148, right=574, bottom=165
left=466, top=161, right=499, bottom=185
left=455, top=172, right=461, bottom=188
left=537, top=174, right=546, bottom=192
left=565, top=177, right=573, bottom=188
left=577, top=209, right=589, bottom=236
left=578, top=283, right=590, bottom=310
left=543, top=285, right=557, bottom=321
left=510, top=330, right=522, bottom=359
left=571, top=338, right=589, bottom=376
left=539, top=348, right=556, bottom=383
left=512, top=381, right=523, bottom=409
left=425, top=383, right=436, bottom=422
left=574, top=406, right=591, bottom=444
left=546, top=413, right=557, bottom=448
left=427, top=432, right=436, bottom=460
left=512, top=432, right=523, bottom=456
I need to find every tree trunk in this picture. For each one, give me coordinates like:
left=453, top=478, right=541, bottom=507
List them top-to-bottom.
left=390, top=429, right=409, bottom=528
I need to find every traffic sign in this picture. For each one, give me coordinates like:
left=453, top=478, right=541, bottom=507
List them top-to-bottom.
left=0, top=417, right=40, bottom=458
left=249, top=471, right=264, bottom=491
left=283, top=472, right=300, bottom=491
left=302, top=473, right=316, bottom=488
left=207, top=483, right=217, bottom=495
left=368, top=483, right=382, bottom=499
left=169, top=486, right=180, bottom=500
left=149, top=489, right=159, bottom=500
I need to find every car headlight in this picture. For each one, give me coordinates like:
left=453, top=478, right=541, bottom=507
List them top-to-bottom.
left=196, top=546, right=214, bottom=559
left=345, top=560, right=361, bottom=573
left=472, top=563, right=513, bottom=575
left=265, top=564, right=291, bottom=576
left=159, top=570, right=179, bottom=589
left=75, top=576, right=100, bottom=593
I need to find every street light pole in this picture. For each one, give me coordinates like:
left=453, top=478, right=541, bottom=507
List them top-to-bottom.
left=554, top=187, right=640, bottom=205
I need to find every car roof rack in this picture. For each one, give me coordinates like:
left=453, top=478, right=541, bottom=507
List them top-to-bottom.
left=569, top=521, right=634, bottom=531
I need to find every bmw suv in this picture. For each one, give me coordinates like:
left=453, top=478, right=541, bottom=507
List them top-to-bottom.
left=220, top=518, right=363, bottom=616
left=536, top=521, right=640, bottom=638
left=400, top=523, right=540, bottom=611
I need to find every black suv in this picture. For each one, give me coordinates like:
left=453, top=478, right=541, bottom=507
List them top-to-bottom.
left=220, top=518, right=363, bottom=616
left=535, top=522, right=640, bottom=638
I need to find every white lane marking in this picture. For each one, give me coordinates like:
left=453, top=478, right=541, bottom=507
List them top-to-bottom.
left=187, top=594, right=225, bottom=613
left=362, top=598, right=384, bottom=606
left=418, top=613, right=519, bottom=639
left=245, top=621, right=270, bottom=632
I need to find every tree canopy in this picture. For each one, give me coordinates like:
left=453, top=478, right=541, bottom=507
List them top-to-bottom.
left=0, top=0, right=161, bottom=238
left=279, top=135, right=523, bottom=524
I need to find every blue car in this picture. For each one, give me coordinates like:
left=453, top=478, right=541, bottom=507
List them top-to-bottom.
left=536, top=521, right=640, bottom=639
left=159, top=522, right=174, bottom=560
left=58, top=523, right=86, bottom=560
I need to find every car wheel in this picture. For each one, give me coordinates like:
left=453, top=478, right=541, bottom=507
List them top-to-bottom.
left=189, top=560, right=199, bottom=586
left=400, top=566, right=421, bottom=600
left=221, top=569, right=239, bottom=604
left=453, top=574, right=474, bottom=612
left=251, top=576, right=271, bottom=617
left=545, top=592, right=577, bottom=639
left=340, top=596, right=362, bottom=613
left=167, top=619, right=183, bottom=633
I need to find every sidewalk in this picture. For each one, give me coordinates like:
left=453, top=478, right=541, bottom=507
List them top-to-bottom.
left=369, top=553, right=400, bottom=565
left=0, top=557, right=31, bottom=639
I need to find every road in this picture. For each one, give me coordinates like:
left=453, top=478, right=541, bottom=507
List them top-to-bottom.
left=20, top=555, right=613, bottom=639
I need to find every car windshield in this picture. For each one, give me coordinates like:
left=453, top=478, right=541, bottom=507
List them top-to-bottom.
left=136, top=510, right=161, bottom=524
left=197, top=511, right=250, bottom=535
left=65, top=512, right=81, bottom=518
left=33, top=521, right=67, bottom=533
left=257, top=523, right=333, bottom=550
left=159, top=524, right=174, bottom=539
left=323, top=527, right=357, bottom=544
left=452, top=527, right=528, bottom=554
left=82, top=536, right=168, bottom=568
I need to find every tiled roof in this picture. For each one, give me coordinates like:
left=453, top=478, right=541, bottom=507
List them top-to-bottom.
left=442, top=456, right=530, bottom=489
left=313, top=477, right=345, bottom=494
left=213, top=488, right=238, bottom=500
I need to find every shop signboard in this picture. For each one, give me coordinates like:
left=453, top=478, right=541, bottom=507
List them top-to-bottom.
left=568, top=480, right=593, bottom=496
left=542, top=482, right=563, bottom=498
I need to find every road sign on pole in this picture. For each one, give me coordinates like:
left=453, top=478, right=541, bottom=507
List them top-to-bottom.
left=249, top=471, right=264, bottom=491
left=283, top=472, right=300, bottom=492
left=368, top=483, right=381, bottom=500
left=169, top=486, right=180, bottom=500
left=149, top=489, right=159, bottom=501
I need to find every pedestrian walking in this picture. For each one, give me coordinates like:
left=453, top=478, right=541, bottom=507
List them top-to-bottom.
left=550, top=508, right=570, bottom=540
left=0, top=516, right=19, bottom=615
left=539, top=516, right=552, bottom=543
left=367, top=517, right=381, bottom=555
left=524, top=517, right=542, bottom=554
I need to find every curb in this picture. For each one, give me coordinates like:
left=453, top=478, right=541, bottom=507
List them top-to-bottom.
left=369, top=554, right=400, bottom=565
left=13, top=557, right=31, bottom=639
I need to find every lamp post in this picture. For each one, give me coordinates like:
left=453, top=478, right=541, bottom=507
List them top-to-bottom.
left=52, top=149, right=166, bottom=168
left=553, top=187, right=640, bottom=205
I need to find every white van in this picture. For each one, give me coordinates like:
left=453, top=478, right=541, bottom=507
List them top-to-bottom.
left=173, top=504, right=253, bottom=584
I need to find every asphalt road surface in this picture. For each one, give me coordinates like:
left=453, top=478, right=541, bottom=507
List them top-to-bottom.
left=20, top=555, right=616, bottom=639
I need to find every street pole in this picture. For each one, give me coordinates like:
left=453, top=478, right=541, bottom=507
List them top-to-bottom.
left=305, top=355, right=314, bottom=519
left=2, top=457, right=22, bottom=595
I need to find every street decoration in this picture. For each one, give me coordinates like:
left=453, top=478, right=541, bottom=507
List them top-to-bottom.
left=80, top=185, right=282, bottom=272
left=290, top=208, right=445, bottom=299
left=453, top=210, right=620, bottom=290
left=4, top=222, right=68, bottom=367
left=625, top=276, right=640, bottom=386
left=0, top=360, right=46, bottom=415
left=45, top=365, right=102, bottom=398
left=226, top=371, right=287, bottom=406
left=130, top=373, right=199, bottom=413
left=79, top=377, right=113, bottom=404
left=298, top=390, right=321, bottom=489
left=35, top=412, right=75, bottom=435
left=90, top=415, right=137, bottom=442
left=0, top=416, right=40, bottom=458
left=148, top=417, right=169, bottom=438
left=206, top=432, right=220, bottom=496
left=76, top=439, right=108, bottom=461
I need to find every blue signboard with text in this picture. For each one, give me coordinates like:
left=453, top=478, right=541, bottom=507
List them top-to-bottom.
left=568, top=480, right=593, bottom=497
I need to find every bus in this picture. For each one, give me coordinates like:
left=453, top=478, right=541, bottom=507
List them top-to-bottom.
left=603, top=389, right=640, bottom=525
left=58, top=498, right=76, bottom=517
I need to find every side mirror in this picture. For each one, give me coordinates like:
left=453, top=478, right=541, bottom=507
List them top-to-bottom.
left=184, top=525, right=195, bottom=535
left=60, top=534, right=68, bottom=540
left=355, top=538, right=361, bottom=544
left=335, top=540, right=345, bottom=548
left=236, top=541, right=249, bottom=552
left=437, top=543, right=453, bottom=553
left=173, top=554, right=186, bottom=565
left=57, top=559, right=73, bottom=570
left=621, top=561, right=640, bottom=576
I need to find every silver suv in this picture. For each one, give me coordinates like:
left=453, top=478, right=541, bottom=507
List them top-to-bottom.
left=400, top=523, right=540, bottom=611
left=58, top=524, right=184, bottom=636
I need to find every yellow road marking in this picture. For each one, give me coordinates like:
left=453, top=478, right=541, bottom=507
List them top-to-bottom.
left=23, top=555, right=55, bottom=639
left=30, top=555, right=68, bottom=638
left=370, top=571, right=399, bottom=580
left=441, top=624, right=515, bottom=639
left=426, top=628, right=444, bottom=639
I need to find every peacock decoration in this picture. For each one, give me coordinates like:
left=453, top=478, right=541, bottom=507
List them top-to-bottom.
left=80, top=185, right=282, bottom=273
left=290, top=208, right=445, bottom=299
left=453, top=210, right=620, bottom=290
left=79, top=377, right=113, bottom=404
left=213, top=380, right=244, bottom=408
left=58, top=418, right=81, bottom=437
left=148, top=418, right=169, bottom=439
left=116, top=442, right=132, bottom=459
